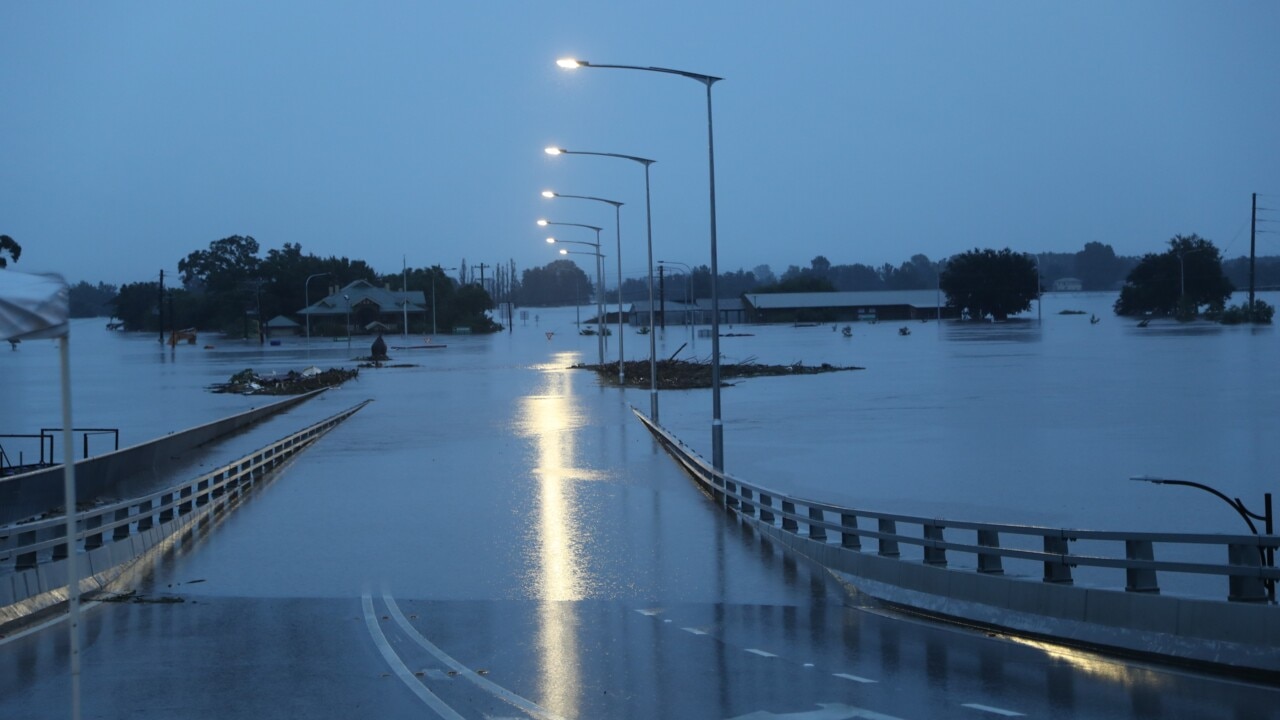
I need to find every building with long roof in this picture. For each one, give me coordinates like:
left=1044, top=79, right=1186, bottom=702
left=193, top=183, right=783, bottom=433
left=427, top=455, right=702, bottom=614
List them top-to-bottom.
left=297, top=279, right=427, bottom=335
left=743, top=290, right=960, bottom=323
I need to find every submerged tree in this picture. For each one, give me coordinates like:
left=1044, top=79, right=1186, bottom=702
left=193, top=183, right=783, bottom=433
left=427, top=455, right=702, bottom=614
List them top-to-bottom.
left=0, top=234, right=21, bottom=268
left=1114, top=234, right=1232, bottom=319
left=939, top=248, right=1039, bottom=320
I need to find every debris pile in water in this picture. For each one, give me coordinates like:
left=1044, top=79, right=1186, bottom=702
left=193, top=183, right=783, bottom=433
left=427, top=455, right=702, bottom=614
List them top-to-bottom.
left=571, top=357, right=861, bottom=389
left=208, top=367, right=358, bottom=395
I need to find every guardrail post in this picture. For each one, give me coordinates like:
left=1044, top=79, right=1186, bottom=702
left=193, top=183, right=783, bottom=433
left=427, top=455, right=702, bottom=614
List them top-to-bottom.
left=196, top=478, right=210, bottom=507
left=723, top=479, right=739, bottom=509
left=179, top=486, right=194, bottom=515
left=740, top=487, right=755, bottom=517
left=159, top=492, right=175, bottom=524
left=759, top=494, right=775, bottom=524
left=136, top=499, right=155, bottom=531
left=781, top=501, right=799, bottom=532
left=112, top=507, right=131, bottom=541
left=808, top=507, right=827, bottom=541
left=840, top=513, right=861, bottom=549
left=84, top=514, right=105, bottom=550
left=877, top=519, right=900, bottom=557
left=923, top=522, right=946, bottom=566
left=51, top=525, right=67, bottom=560
left=977, top=529, right=1003, bottom=574
left=15, top=530, right=37, bottom=570
left=1043, top=535, right=1073, bottom=584
left=1124, top=540, right=1159, bottom=593
left=1228, top=543, right=1267, bottom=602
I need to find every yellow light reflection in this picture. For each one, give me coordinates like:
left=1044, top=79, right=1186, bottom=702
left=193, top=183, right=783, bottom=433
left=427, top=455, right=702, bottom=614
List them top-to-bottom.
left=516, top=352, right=600, bottom=715
left=1002, top=635, right=1173, bottom=687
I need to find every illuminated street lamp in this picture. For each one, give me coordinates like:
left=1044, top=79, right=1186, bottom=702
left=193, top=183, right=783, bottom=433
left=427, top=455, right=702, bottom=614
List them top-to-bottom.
left=557, top=58, right=726, bottom=470
left=545, top=151, right=657, bottom=409
left=542, top=189, right=626, bottom=383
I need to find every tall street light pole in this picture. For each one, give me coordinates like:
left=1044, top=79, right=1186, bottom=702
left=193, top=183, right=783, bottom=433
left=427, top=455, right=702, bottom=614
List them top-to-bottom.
left=557, top=58, right=725, bottom=470
left=545, top=148, right=658, bottom=416
left=542, top=189, right=627, bottom=383
left=554, top=243, right=606, bottom=367
left=659, top=260, right=694, bottom=342
left=431, top=266, right=456, bottom=336
left=304, top=272, right=330, bottom=350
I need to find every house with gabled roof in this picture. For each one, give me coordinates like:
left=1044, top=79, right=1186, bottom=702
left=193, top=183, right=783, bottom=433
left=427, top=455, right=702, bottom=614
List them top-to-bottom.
left=297, top=279, right=427, bottom=335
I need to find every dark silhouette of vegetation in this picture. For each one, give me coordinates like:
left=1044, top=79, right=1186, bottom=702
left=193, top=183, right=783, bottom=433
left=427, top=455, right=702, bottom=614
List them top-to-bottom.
left=0, top=234, right=21, bottom=268
left=1114, top=235, right=1233, bottom=320
left=940, top=248, right=1039, bottom=320
left=518, top=260, right=593, bottom=306
left=69, top=281, right=118, bottom=318
left=1218, top=299, right=1274, bottom=325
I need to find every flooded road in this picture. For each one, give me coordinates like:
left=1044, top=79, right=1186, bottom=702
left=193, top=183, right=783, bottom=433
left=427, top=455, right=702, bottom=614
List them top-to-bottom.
left=2, top=296, right=1278, bottom=718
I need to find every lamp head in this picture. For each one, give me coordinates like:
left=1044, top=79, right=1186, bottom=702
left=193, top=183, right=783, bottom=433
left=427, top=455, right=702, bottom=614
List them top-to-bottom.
left=556, top=58, right=584, bottom=69
left=544, top=147, right=564, bottom=156
left=541, top=190, right=556, bottom=198
left=536, top=219, right=549, bottom=226
left=546, top=238, right=557, bottom=244
left=559, top=249, right=568, bottom=255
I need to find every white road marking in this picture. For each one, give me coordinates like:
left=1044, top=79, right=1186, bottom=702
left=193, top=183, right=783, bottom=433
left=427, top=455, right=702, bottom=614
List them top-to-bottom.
left=383, top=591, right=569, bottom=720
left=360, top=593, right=465, bottom=720
left=635, top=608, right=663, bottom=616
left=681, top=627, right=709, bottom=635
left=745, top=648, right=778, bottom=657
left=833, top=672, right=878, bottom=684
left=727, top=703, right=906, bottom=720
left=962, top=703, right=1025, bottom=717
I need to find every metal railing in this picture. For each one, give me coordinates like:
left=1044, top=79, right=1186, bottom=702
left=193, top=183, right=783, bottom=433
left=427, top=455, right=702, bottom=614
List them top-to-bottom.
left=0, top=401, right=370, bottom=575
left=634, top=409, right=1280, bottom=603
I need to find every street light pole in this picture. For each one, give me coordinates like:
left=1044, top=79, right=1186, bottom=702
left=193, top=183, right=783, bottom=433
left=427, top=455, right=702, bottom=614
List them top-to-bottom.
left=557, top=59, right=724, bottom=468
left=545, top=149, right=658, bottom=414
left=542, top=190, right=626, bottom=383
left=557, top=246, right=606, bottom=367
left=659, top=260, right=694, bottom=345
left=430, top=266, right=456, bottom=337
left=304, top=272, right=330, bottom=349
left=343, top=294, right=351, bottom=350
left=1132, top=475, right=1275, bottom=601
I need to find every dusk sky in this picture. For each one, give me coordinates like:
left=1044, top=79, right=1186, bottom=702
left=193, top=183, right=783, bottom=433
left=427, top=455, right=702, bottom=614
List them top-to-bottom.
left=2, top=2, right=1278, bottom=288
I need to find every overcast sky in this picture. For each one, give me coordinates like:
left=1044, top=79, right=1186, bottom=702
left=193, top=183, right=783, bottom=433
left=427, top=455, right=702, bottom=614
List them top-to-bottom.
left=2, top=2, right=1278, bottom=288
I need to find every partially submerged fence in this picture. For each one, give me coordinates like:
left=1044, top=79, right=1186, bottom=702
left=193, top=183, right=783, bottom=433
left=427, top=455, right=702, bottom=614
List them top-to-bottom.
left=0, top=400, right=371, bottom=625
left=634, top=408, right=1280, bottom=676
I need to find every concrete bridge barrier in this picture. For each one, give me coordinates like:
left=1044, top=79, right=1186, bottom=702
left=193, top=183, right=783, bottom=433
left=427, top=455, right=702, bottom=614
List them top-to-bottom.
left=634, top=408, right=1280, bottom=679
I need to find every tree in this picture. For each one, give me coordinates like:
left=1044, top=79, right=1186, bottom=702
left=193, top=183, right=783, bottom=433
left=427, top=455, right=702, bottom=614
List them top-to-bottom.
left=0, top=234, right=21, bottom=268
left=1114, top=234, right=1233, bottom=318
left=1074, top=241, right=1127, bottom=291
left=939, top=248, right=1039, bottom=320
left=518, top=260, right=592, bottom=306
left=69, top=281, right=118, bottom=318
left=112, top=281, right=161, bottom=331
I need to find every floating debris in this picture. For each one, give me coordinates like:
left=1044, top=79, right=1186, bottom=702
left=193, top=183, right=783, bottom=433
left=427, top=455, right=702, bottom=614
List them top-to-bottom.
left=208, top=367, right=358, bottom=395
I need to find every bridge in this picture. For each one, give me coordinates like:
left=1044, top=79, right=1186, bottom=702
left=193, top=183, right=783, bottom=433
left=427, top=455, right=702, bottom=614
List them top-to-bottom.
left=1, top=360, right=1277, bottom=719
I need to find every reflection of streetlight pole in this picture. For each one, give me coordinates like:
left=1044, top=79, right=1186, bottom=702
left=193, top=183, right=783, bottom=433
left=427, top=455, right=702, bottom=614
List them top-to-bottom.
left=557, top=57, right=725, bottom=468
left=546, top=149, right=658, bottom=413
left=542, top=189, right=626, bottom=383
left=431, top=267, right=456, bottom=336
left=304, top=272, right=330, bottom=349
left=1132, top=475, right=1274, bottom=601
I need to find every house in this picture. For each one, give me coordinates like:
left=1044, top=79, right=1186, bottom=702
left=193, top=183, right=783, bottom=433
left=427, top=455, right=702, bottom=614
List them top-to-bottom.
left=1053, top=277, right=1083, bottom=292
left=297, top=280, right=427, bottom=335
left=743, top=290, right=960, bottom=323
left=264, top=315, right=302, bottom=337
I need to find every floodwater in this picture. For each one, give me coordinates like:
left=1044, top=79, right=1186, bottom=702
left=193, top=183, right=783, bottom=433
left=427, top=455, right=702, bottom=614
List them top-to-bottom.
left=2, top=294, right=1279, bottom=719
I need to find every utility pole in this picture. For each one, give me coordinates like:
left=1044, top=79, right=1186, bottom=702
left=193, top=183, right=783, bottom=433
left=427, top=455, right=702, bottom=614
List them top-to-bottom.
left=1250, top=192, right=1257, bottom=312
left=477, top=262, right=489, bottom=289
left=158, top=269, right=165, bottom=344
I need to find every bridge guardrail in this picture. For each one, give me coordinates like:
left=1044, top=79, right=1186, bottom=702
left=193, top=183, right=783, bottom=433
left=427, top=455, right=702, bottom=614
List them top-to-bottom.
left=0, top=400, right=371, bottom=622
left=633, top=408, right=1279, bottom=604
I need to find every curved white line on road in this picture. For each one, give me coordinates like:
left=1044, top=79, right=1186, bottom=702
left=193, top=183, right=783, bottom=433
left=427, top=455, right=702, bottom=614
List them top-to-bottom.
left=383, top=591, right=570, bottom=720
left=361, top=592, right=465, bottom=720
left=961, top=703, right=1024, bottom=717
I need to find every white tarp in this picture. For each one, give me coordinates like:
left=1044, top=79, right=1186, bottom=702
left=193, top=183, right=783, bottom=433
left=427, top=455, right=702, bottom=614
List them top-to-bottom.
left=0, top=270, right=69, bottom=340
